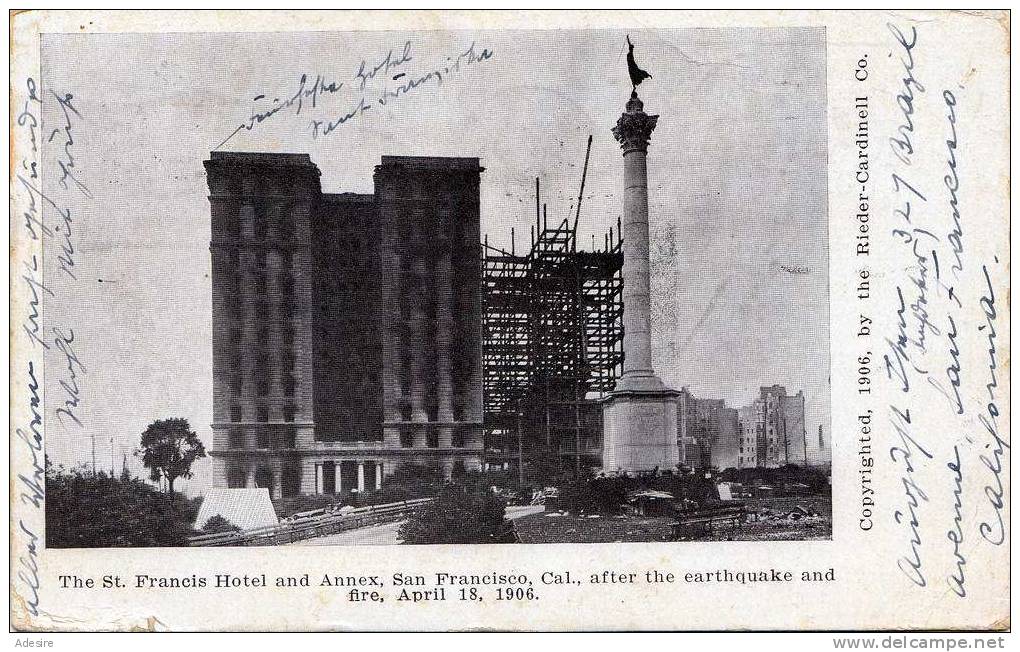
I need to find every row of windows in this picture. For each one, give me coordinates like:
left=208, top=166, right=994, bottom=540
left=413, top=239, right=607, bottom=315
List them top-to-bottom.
left=218, top=204, right=298, bottom=243
left=225, top=248, right=295, bottom=271
left=227, top=297, right=296, bottom=317
left=230, top=327, right=295, bottom=347
left=229, top=374, right=297, bottom=396
left=394, top=403, right=466, bottom=422
left=229, top=404, right=298, bottom=423
left=228, top=427, right=298, bottom=449
left=398, top=428, right=468, bottom=449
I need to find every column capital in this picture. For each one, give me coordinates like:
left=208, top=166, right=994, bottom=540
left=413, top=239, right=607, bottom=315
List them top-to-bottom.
left=612, top=93, right=659, bottom=154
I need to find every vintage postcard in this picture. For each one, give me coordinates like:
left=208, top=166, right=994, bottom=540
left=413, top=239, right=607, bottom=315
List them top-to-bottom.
left=9, top=9, right=1010, bottom=633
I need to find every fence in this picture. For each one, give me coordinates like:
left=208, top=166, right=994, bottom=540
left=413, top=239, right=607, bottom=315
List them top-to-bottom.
left=188, top=497, right=434, bottom=547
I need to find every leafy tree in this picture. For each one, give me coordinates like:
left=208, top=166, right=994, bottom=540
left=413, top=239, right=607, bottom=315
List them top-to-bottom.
left=137, top=418, right=206, bottom=495
left=45, top=465, right=200, bottom=547
left=398, top=485, right=514, bottom=544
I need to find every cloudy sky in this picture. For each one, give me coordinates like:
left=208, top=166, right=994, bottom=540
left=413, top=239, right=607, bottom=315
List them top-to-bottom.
left=40, top=26, right=829, bottom=491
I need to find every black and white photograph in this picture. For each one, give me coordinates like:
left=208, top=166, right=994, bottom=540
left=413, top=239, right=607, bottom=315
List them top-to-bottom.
left=37, top=26, right=831, bottom=548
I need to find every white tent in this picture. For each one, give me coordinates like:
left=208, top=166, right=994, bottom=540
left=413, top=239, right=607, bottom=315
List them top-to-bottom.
left=194, top=488, right=279, bottom=532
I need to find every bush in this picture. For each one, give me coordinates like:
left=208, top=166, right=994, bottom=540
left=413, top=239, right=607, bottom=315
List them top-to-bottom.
left=46, top=464, right=199, bottom=547
left=717, top=465, right=830, bottom=494
left=555, top=472, right=720, bottom=515
left=398, top=485, right=514, bottom=544
left=202, top=514, right=240, bottom=534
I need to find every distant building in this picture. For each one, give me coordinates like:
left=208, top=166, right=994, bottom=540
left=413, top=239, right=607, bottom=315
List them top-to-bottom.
left=205, top=152, right=484, bottom=498
left=679, top=385, right=809, bottom=470
left=754, top=385, right=808, bottom=468
left=677, top=388, right=699, bottom=466
left=780, top=389, right=807, bottom=464
left=676, top=392, right=738, bottom=470
left=737, top=405, right=759, bottom=469
left=710, top=407, right=741, bottom=470
left=811, top=424, right=830, bottom=469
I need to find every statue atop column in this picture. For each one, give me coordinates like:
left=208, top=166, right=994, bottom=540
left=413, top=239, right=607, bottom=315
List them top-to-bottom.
left=626, top=35, right=652, bottom=92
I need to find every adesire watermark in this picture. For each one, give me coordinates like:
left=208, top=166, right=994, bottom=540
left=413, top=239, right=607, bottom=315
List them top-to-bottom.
left=833, top=636, right=1008, bottom=649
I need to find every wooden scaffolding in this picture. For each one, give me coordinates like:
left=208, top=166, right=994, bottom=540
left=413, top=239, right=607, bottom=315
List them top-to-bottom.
left=481, top=142, right=624, bottom=483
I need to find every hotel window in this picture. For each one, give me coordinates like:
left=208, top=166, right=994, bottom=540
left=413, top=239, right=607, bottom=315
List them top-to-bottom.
left=253, top=206, right=268, bottom=240
left=277, top=217, right=291, bottom=243
left=279, top=272, right=294, bottom=295
left=227, top=296, right=243, bottom=320
left=255, top=326, right=271, bottom=346
left=399, top=358, right=412, bottom=395
left=253, top=362, right=269, bottom=395
left=399, top=404, right=413, bottom=422
left=230, top=405, right=242, bottom=422
left=257, top=405, right=269, bottom=423
left=283, top=405, right=295, bottom=423
left=257, top=428, right=271, bottom=448
left=281, top=428, right=296, bottom=449
left=426, top=428, right=439, bottom=449
left=227, top=467, right=246, bottom=489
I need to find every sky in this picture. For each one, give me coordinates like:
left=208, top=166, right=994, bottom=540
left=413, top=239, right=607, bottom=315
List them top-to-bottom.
left=39, top=26, right=829, bottom=492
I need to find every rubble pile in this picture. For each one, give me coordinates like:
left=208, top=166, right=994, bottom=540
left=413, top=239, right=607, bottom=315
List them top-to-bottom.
left=753, top=504, right=824, bottom=525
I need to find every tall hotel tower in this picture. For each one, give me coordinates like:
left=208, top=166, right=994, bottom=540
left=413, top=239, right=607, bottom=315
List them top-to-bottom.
left=205, top=152, right=484, bottom=498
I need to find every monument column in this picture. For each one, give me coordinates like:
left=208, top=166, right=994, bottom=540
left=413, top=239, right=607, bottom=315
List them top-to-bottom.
left=601, top=92, right=680, bottom=474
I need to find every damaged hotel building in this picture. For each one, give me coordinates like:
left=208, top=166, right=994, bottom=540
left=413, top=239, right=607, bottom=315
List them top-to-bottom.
left=205, top=152, right=484, bottom=498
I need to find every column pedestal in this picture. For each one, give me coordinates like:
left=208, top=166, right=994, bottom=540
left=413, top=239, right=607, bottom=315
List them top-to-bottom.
left=603, top=390, right=680, bottom=473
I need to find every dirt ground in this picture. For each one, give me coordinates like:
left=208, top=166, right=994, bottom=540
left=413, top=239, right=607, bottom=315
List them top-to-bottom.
left=514, top=495, right=832, bottom=543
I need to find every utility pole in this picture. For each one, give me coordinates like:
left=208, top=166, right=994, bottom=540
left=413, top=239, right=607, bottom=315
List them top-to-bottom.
left=517, top=407, right=524, bottom=488
left=90, top=433, right=97, bottom=476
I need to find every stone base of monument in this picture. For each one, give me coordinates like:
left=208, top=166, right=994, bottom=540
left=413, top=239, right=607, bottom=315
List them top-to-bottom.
left=602, top=375, right=680, bottom=474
